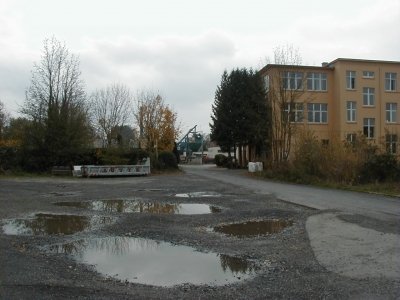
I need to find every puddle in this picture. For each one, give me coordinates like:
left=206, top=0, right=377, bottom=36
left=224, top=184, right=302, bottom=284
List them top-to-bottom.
left=133, top=188, right=169, bottom=192
left=42, top=191, right=82, bottom=197
left=175, top=192, right=222, bottom=198
left=54, top=200, right=221, bottom=215
left=2, top=213, right=114, bottom=236
left=213, top=219, right=292, bottom=238
left=47, top=236, right=257, bottom=286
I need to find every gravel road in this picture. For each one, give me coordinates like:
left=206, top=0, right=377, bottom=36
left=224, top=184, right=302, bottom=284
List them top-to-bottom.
left=182, top=165, right=400, bottom=281
left=0, top=168, right=399, bottom=299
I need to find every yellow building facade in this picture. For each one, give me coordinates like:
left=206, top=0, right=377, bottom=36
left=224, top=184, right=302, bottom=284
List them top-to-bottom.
left=260, top=58, right=400, bottom=155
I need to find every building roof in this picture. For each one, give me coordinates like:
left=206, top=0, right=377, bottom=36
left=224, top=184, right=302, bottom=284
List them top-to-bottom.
left=259, top=58, right=400, bottom=74
left=327, top=58, right=400, bottom=67
left=259, top=63, right=331, bottom=75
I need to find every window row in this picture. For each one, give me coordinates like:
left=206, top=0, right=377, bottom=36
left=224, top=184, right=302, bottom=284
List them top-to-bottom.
left=346, top=71, right=397, bottom=91
left=282, top=72, right=327, bottom=91
left=349, top=87, right=397, bottom=107
left=346, top=101, right=397, bottom=123
left=284, top=103, right=327, bottom=123
left=346, top=133, right=397, bottom=154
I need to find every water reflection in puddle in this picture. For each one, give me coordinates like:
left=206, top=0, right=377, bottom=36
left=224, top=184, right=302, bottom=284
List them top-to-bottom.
left=175, top=192, right=222, bottom=198
left=55, top=200, right=221, bottom=215
left=2, top=213, right=114, bottom=236
left=214, top=219, right=292, bottom=238
left=48, top=237, right=257, bottom=286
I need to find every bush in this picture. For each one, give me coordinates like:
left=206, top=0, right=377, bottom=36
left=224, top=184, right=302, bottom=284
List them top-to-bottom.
left=291, top=130, right=385, bottom=184
left=292, top=131, right=323, bottom=180
left=0, top=146, right=19, bottom=171
left=94, top=148, right=148, bottom=165
left=157, top=151, right=178, bottom=170
left=214, top=154, right=227, bottom=167
left=360, top=154, right=400, bottom=183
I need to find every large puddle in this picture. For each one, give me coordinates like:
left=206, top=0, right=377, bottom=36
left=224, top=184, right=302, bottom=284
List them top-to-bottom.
left=54, top=200, right=221, bottom=215
left=2, top=213, right=114, bottom=236
left=213, top=219, right=293, bottom=238
left=47, top=236, right=257, bottom=286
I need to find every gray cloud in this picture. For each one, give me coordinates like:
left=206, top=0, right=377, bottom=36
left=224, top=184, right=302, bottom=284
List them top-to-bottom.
left=1, top=0, right=399, bottom=135
left=80, top=31, right=239, bottom=132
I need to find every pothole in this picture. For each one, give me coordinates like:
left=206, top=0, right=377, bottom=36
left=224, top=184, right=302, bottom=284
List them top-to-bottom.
left=174, top=191, right=222, bottom=198
left=54, top=200, right=221, bottom=214
left=2, top=213, right=115, bottom=236
left=213, top=219, right=293, bottom=238
left=46, top=236, right=258, bottom=286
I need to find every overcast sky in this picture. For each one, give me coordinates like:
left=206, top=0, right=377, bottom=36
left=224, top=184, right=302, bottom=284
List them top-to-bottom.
left=1, top=0, right=399, bottom=135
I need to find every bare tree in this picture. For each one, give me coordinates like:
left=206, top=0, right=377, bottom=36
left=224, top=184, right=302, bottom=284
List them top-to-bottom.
left=22, top=37, right=92, bottom=168
left=24, top=37, right=86, bottom=122
left=266, top=45, right=306, bottom=164
left=90, top=83, right=132, bottom=147
left=133, top=91, right=181, bottom=153
left=0, top=100, right=10, bottom=142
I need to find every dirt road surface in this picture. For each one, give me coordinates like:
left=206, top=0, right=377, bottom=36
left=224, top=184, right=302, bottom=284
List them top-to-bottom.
left=0, top=167, right=399, bottom=299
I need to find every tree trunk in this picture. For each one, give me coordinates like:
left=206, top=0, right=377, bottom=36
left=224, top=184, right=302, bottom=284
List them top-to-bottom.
left=238, top=144, right=243, bottom=168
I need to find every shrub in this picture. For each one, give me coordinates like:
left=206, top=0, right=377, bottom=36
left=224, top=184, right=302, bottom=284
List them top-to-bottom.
left=290, top=130, right=379, bottom=185
left=292, top=131, right=323, bottom=180
left=0, top=146, right=19, bottom=171
left=94, top=148, right=148, bottom=165
left=157, top=151, right=178, bottom=170
left=360, top=153, right=400, bottom=183
left=214, top=154, right=227, bottom=167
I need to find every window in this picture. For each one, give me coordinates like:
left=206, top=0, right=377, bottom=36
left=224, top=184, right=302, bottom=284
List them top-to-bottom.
left=346, top=71, right=356, bottom=89
left=363, top=71, right=375, bottom=78
left=282, top=72, right=303, bottom=90
left=307, top=73, right=327, bottom=91
left=385, top=73, right=397, bottom=91
left=264, top=75, right=270, bottom=91
left=363, top=87, right=375, bottom=106
left=346, top=101, right=356, bottom=122
left=284, top=103, right=304, bottom=122
left=307, top=103, right=328, bottom=123
left=386, top=103, right=397, bottom=123
left=363, top=118, right=375, bottom=138
left=346, top=133, right=357, bottom=144
left=386, top=134, right=397, bottom=154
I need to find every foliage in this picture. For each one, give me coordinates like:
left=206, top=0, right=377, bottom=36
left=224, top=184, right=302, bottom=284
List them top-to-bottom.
left=20, top=37, right=92, bottom=171
left=210, top=68, right=270, bottom=166
left=210, top=71, right=235, bottom=155
left=90, top=83, right=132, bottom=147
left=134, top=91, right=181, bottom=152
left=0, top=100, right=9, bottom=142
left=1, top=117, right=29, bottom=146
left=266, top=128, right=398, bottom=185
left=290, top=130, right=380, bottom=184
left=291, top=131, right=323, bottom=180
left=0, top=146, right=18, bottom=172
left=94, top=148, right=148, bottom=165
left=157, top=151, right=178, bottom=169
left=214, top=154, right=227, bottom=167
left=360, top=154, right=400, bottom=183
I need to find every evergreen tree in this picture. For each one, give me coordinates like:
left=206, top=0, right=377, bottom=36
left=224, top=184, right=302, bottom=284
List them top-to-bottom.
left=210, top=68, right=270, bottom=166
left=210, top=71, right=235, bottom=156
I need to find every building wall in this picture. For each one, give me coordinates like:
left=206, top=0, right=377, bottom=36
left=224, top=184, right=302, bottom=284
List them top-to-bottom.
left=261, top=59, right=400, bottom=154
left=330, top=59, right=400, bottom=143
